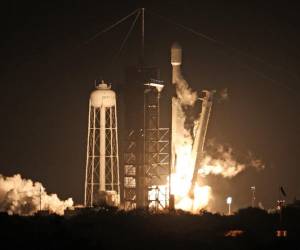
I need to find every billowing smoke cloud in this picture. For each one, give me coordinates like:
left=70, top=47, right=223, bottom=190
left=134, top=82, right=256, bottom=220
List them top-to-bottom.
left=171, top=61, right=265, bottom=213
left=173, top=76, right=198, bottom=144
left=175, top=78, right=197, bottom=106
left=199, top=140, right=265, bottom=178
left=199, top=155, right=246, bottom=178
left=0, top=174, right=73, bottom=215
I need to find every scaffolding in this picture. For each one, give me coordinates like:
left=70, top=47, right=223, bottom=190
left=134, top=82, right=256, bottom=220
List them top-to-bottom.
left=123, top=81, right=170, bottom=209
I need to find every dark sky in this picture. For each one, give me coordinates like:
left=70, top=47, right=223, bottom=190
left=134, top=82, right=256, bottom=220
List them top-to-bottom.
left=0, top=1, right=299, bottom=212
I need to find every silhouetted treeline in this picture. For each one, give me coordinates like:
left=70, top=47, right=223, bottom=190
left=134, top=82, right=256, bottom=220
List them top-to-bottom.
left=0, top=207, right=299, bottom=250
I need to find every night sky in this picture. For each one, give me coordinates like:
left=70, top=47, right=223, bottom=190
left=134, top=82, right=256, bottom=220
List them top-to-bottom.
left=0, top=1, right=299, bottom=212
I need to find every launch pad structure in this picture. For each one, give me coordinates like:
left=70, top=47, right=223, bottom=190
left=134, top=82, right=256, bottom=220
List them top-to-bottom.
left=84, top=8, right=215, bottom=211
left=121, top=42, right=215, bottom=210
left=122, top=69, right=170, bottom=210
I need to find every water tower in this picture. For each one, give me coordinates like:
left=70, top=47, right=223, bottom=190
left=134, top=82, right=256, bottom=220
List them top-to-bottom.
left=84, top=80, right=120, bottom=207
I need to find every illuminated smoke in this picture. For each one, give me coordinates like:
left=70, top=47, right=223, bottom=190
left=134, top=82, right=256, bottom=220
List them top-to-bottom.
left=163, top=67, right=264, bottom=213
left=171, top=74, right=213, bottom=212
left=172, top=75, right=197, bottom=157
left=175, top=78, right=197, bottom=106
left=172, top=98, right=193, bottom=147
left=199, top=141, right=265, bottom=178
left=199, top=145, right=246, bottom=178
left=247, top=151, right=265, bottom=169
left=199, top=156, right=245, bottom=178
left=0, top=174, right=73, bottom=216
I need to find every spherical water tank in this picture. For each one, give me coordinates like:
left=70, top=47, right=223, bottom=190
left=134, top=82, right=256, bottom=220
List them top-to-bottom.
left=90, top=81, right=116, bottom=108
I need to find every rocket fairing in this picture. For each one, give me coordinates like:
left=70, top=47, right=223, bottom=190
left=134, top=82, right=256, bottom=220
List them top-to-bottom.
left=171, top=42, right=182, bottom=84
left=171, top=42, right=182, bottom=66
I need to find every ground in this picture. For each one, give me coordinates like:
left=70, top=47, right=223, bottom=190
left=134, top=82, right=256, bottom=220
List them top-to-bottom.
left=1, top=207, right=299, bottom=249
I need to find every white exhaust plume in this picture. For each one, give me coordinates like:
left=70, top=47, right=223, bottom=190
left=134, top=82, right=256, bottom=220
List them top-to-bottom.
left=167, top=43, right=265, bottom=213
left=170, top=78, right=264, bottom=212
left=175, top=78, right=198, bottom=106
left=170, top=82, right=264, bottom=212
left=199, top=141, right=265, bottom=178
left=199, top=155, right=246, bottom=178
left=0, top=174, right=73, bottom=215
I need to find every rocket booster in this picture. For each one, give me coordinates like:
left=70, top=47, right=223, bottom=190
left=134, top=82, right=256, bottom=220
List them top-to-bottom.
left=170, top=42, right=182, bottom=176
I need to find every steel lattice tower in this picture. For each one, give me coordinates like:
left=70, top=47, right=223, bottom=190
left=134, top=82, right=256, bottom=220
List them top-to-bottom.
left=122, top=68, right=170, bottom=209
left=143, top=83, right=170, bottom=210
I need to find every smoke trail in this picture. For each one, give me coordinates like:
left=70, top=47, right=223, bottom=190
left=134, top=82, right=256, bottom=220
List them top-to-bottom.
left=171, top=71, right=215, bottom=212
left=173, top=76, right=198, bottom=147
left=175, top=78, right=197, bottom=106
left=198, top=140, right=265, bottom=178
left=199, top=155, right=246, bottom=178
left=0, top=174, right=73, bottom=215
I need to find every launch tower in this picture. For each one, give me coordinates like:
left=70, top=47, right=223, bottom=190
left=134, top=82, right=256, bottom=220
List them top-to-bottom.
left=122, top=68, right=170, bottom=210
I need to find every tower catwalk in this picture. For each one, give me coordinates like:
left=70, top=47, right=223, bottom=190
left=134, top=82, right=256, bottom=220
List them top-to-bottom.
left=84, top=81, right=120, bottom=207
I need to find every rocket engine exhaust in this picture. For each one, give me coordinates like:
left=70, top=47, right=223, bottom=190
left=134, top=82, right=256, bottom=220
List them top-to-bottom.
left=171, top=42, right=215, bottom=199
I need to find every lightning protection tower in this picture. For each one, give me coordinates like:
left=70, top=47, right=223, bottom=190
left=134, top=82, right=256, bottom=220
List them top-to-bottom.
left=84, top=80, right=120, bottom=207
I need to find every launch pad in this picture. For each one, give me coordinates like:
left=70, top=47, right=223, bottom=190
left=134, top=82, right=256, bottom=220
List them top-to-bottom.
left=83, top=9, right=215, bottom=212
left=84, top=44, right=215, bottom=212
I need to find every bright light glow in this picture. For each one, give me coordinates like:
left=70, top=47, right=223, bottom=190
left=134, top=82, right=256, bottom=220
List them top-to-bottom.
left=148, top=57, right=261, bottom=213
left=148, top=130, right=247, bottom=213
left=149, top=143, right=212, bottom=213
left=170, top=143, right=211, bottom=212
left=148, top=185, right=169, bottom=208
left=226, top=197, right=232, bottom=205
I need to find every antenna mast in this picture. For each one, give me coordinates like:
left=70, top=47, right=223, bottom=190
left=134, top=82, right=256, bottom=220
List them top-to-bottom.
left=141, top=7, right=145, bottom=65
